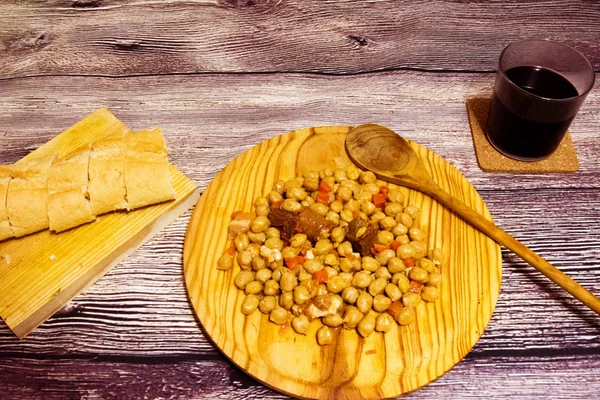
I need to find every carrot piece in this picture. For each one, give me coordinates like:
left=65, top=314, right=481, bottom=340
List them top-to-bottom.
left=318, top=181, right=332, bottom=192
left=378, top=186, right=390, bottom=195
left=315, top=190, right=331, bottom=205
left=372, top=192, right=387, bottom=208
left=271, top=200, right=283, bottom=209
left=389, top=240, right=402, bottom=252
left=371, top=243, right=387, bottom=255
left=225, top=244, right=236, bottom=256
left=285, top=255, right=306, bottom=270
left=404, top=257, right=415, bottom=268
left=313, top=269, right=329, bottom=283
left=408, top=280, right=423, bottom=293
left=386, top=300, right=403, bottom=316
left=365, top=350, right=376, bottom=356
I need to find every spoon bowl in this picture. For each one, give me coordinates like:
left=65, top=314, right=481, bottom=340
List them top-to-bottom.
left=346, top=123, right=600, bottom=315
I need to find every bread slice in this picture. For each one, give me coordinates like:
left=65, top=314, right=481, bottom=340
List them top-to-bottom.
left=124, top=128, right=176, bottom=210
left=88, top=133, right=127, bottom=215
left=47, top=146, right=95, bottom=232
left=6, top=156, right=55, bottom=237
left=0, top=165, right=14, bottom=241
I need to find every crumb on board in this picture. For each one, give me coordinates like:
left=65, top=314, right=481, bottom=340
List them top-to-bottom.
left=3, top=254, right=11, bottom=264
left=49, top=254, right=56, bottom=261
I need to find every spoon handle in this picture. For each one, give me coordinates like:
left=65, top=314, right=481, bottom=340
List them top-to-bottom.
left=422, top=183, right=600, bottom=315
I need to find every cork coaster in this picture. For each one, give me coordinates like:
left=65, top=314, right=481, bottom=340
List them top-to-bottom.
left=466, top=98, right=579, bottom=173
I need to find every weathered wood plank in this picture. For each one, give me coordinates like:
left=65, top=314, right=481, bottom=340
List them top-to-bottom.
left=0, top=0, right=599, bottom=78
left=0, top=72, right=599, bottom=192
left=0, top=354, right=599, bottom=399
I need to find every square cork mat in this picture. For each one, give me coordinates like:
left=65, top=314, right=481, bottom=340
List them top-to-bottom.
left=466, top=98, right=579, bottom=173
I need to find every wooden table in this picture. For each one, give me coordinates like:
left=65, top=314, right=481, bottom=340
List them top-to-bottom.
left=1, top=1, right=599, bottom=398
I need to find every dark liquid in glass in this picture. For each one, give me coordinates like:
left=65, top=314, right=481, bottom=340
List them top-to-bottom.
left=486, top=66, right=579, bottom=160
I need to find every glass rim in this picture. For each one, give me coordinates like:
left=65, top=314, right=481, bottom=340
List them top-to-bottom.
left=498, top=39, right=596, bottom=102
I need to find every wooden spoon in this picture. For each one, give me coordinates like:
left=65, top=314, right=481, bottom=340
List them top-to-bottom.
left=345, top=123, right=600, bottom=315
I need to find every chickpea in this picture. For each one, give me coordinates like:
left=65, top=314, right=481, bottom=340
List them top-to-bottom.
left=346, top=165, right=361, bottom=180
left=319, top=168, right=334, bottom=179
left=333, top=169, right=347, bottom=182
left=359, top=171, right=377, bottom=184
left=303, top=176, right=320, bottom=192
left=322, top=176, right=335, bottom=188
left=284, top=178, right=302, bottom=190
left=272, top=180, right=285, bottom=194
left=286, top=186, right=307, bottom=201
left=337, top=186, right=353, bottom=202
left=387, top=189, right=404, bottom=204
left=267, top=190, right=283, bottom=204
left=355, top=190, right=372, bottom=202
left=254, top=196, right=269, bottom=208
left=302, top=197, right=314, bottom=208
left=281, top=199, right=302, bottom=212
left=345, top=199, right=360, bottom=212
left=329, top=200, right=344, bottom=213
left=361, top=200, right=377, bottom=216
left=310, top=202, right=329, bottom=216
left=384, top=202, right=403, bottom=218
left=255, top=203, right=270, bottom=216
left=404, top=205, right=421, bottom=220
left=339, top=209, right=353, bottom=223
left=325, top=211, right=340, bottom=225
left=370, top=211, right=386, bottom=224
left=398, top=213, right=413, bottom=228
left=250, top=216, right=270, bottom=233
left=377, top=216, right=395, bottom=231
left=392, top=223, right=408, bottom=237
left=265, top=227, right=280, bottom=239
left=329, top=227, right=345, bottom=243
left=409, top=227, right=425, bottom=242
left=247, top=231, right=266, bottom=244
left=375, top=231, right=393, bottom=246
left=234, top=234, right=249, bottom=252
left=396, top=234, right=410, bottom=245
left=264, top=238, right=283, bottom=251
left=314, top=239, right=333, bottom=256
left=411, top=240, right=427, bottom=259
left=337, top=241, right=353, bottom=257
left=396, top=243, right=416, bottom=260
left=375, top=248, right=396, bottom=266
left=429, top=248, right=444, bottom=265
left=237, top=250, right=252, bottom=268
left=324, top=253, right=339, bottom=266
left=217, top=254, right=233, bottom=271
left=251, top=256, right=266, bottom=272
left=361, top=256, right=380, bottom=272
left=339, top=257, right=353, bottom=273
left=387, top=257, right=405, bottom=273
left=269, top=258, right=284, bottom=270
left=418, top=258, right=435, bottom=273
left=303, top=259, right=324, bottom=274
left=271, top=266, right=287, bottom=280
left=324, top=266, right=338, bottom=279
left=374, top=266, right=392, bottom=281
left=409, top=267, right=429, bottom=283
left=234, top=270, right=254, bottom=289
left=280, top=271, right=298, bottom=292
left=298, top=271, right=313, bottom=281
left=352, top=271, right=373, bottom=288
left=338, top=272, right=353, bottom=285
left=427, top=272, right=443, bottom=287
left=394, top=273, right=410, bottom=293
left=327, top=275, right=348, bottom=293
left=368, top=277, right=387, bottom=297
left=263, top=279, right=280, bottom=296
left=301, top=279, right=319, bottom=297
left=245, top=281, right=263, bottom=295
left=316, top=283, right=329, bottom=296
left=385, top=283, right=402, bottom=301
left=293, top=285, right=311, bottom=304
left=421, top=286, right=440, bottom=302
left=342, top=287, right=359, bottom=304
left=280, top=292, right=294, bottom=310
left=356, top=292, right=373, bottom=314
left=402, top=292, right=422, bottom=308
left=241, top=294, right=260, bottom=315
left=372, top=294, right=392, bottom=312
left=259, top=295, right=277, bottom=314
left=343, top=306, right=363, bottom=329
left=394, top=306, right=416, bottom=326
left=270, top=307, right=289, bottom=325
left=323, top=313, right=343, bottom=327
left=375, top=313, right=393, bottom=333
left=357, top=314, right=376, bottom=338
left=292, top=315, right=310, bottom=335
left=317, top=326, right=333, bottom=346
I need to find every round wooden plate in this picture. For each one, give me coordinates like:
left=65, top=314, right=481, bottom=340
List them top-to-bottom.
left=183, top=126, right=502, bottom=399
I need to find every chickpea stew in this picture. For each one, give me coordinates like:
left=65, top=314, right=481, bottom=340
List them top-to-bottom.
left=217, top=165, right=444, bottom=345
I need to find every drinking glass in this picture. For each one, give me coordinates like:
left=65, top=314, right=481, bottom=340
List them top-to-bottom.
left=486, top=39, right=595, bottom=161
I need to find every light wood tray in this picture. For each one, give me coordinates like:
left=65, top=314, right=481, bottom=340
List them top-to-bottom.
left=0, top=108, right=199, bottom=339
left=183, top=126, right=502, bottom=399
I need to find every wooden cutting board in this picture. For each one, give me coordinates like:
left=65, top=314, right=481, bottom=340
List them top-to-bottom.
left=0, top=108, right=199, bottom=339
left=183, top=126, right=502, bottom=399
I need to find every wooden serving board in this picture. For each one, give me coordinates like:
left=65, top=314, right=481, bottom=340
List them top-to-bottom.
left=0, top=108, right=199, bottom=339
left=183, top=126, right=502, bottom=399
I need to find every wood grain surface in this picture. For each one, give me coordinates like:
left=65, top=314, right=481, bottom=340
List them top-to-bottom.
left=1, top=0, right=600, bottom=398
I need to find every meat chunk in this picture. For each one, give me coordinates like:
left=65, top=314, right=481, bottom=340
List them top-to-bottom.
left=267, top=208, right=300, bottom=240
left=297, top=208, right=336, bottom=242
left=346, top=217, right=379, bottom=256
